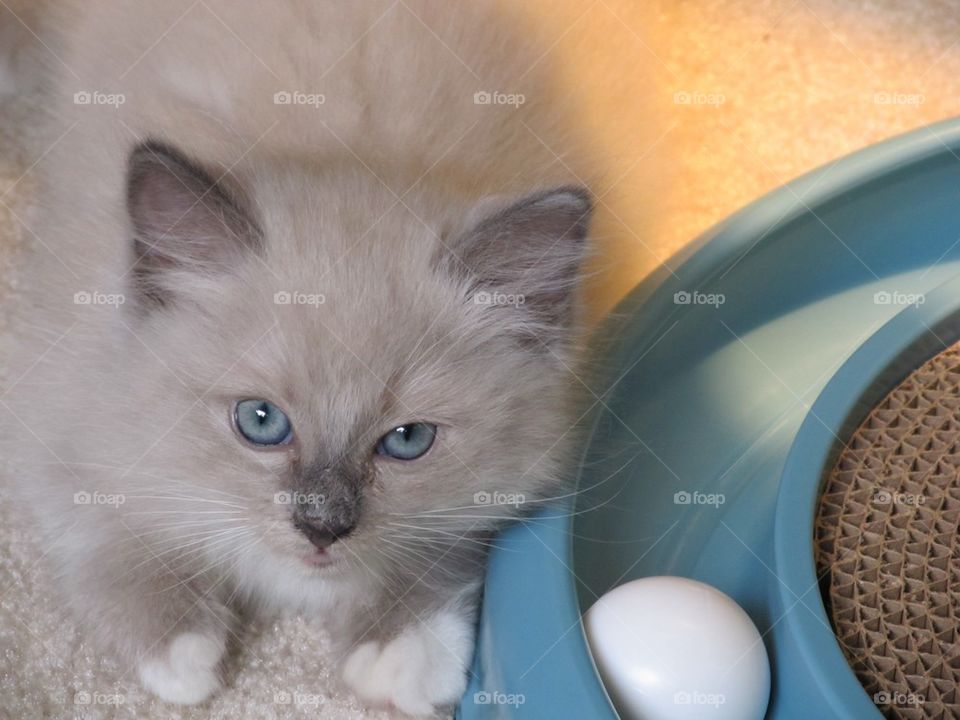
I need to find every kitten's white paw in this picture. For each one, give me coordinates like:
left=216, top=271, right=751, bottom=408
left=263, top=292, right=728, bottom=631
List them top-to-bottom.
left=342, top=610, right=473, bottom=716
left=138, top=631, right=225, bottom=705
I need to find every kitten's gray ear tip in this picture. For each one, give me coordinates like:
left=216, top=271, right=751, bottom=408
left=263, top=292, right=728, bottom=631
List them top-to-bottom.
left=127, top=138, right=175, bottom=168
left=126, top=139, right=183, bottom=202
left=126, top=139, right=202, bottom=186
left=532, top=185, right=594, bottom=238
left=535, top=185, right=594, bottom=242
left=537, top=185, right=593, bottom=215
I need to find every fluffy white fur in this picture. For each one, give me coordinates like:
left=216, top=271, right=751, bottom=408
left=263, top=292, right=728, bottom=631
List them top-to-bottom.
left=1, top=1, right=595, bottom=715
left=342, top=608, right=475, bottom=716
left=138, top=631, right=227, bottom=705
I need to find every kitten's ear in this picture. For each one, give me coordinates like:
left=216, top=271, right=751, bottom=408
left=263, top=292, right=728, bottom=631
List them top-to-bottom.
left=126, top=140, right=260, bottom=307
left=444, top=186, right=592, bottom=344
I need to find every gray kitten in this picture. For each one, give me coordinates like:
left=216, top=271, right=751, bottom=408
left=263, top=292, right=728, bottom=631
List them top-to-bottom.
left=1, top=0, right=594, bottom=714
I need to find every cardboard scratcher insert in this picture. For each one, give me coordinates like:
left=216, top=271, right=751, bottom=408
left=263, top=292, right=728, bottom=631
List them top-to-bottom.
left=815, top=343, right=960, bottom=720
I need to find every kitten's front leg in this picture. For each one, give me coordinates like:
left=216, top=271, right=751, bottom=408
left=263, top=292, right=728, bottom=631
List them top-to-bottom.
left=64, top=545, right=233, bottom=705
left=342, top=594, right=477, bottom=716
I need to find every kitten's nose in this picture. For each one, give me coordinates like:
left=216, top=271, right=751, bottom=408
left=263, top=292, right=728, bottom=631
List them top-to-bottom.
left=293, top=517, right=354, bottom=550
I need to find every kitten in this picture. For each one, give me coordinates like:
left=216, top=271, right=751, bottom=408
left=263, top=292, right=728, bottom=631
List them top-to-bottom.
left=2, top=0, right=594, bottom=714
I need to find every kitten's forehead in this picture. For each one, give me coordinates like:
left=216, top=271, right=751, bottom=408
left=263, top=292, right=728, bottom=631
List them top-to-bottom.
left=248, top=161, right=463, bottom=260
left=242, top=166, right=464, bottom=360
left=212, top=197, right=466, bottom=453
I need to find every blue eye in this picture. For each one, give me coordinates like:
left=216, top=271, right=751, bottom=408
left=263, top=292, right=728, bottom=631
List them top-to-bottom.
left=234, top=399, right=292, bottom=446
left=376, top=423, right=436, bottom=460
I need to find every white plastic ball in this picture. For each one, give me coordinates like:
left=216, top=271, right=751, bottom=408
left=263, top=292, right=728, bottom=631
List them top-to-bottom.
left=583, top=576, right=770, bottom=720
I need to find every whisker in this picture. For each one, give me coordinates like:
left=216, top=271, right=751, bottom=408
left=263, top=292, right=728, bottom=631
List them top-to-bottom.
left=390, top=452, right=640, bottom=518
left=120, top=494, right=246, bottom=509
left=122, top=509, right=244, bottom=517
left=150, top=526, right=265, bottom=594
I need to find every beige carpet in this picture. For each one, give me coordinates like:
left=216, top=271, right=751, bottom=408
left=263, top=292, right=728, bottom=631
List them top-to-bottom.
left=3, top=1, right=960, bottom=719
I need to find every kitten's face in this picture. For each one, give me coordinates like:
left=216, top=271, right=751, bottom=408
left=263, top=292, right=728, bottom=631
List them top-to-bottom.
left=121, top=142, right=590, bottom=581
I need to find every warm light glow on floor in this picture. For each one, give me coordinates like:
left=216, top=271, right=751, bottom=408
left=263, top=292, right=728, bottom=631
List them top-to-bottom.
left=519, top=0, right=960, bottom=321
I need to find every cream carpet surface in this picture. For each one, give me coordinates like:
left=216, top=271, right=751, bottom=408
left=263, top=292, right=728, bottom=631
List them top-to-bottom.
left=3, top=1, right=960, bottom=719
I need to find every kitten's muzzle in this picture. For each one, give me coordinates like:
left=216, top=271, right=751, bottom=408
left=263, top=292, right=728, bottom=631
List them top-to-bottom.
left=291, top=463, right=364, bottom=549
left=293, top=514, right=355, bottom=550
